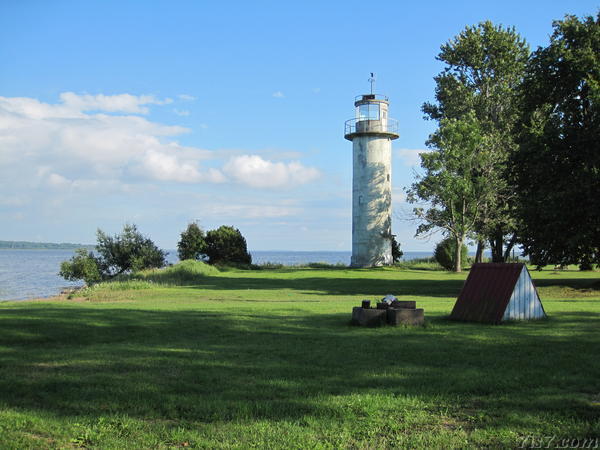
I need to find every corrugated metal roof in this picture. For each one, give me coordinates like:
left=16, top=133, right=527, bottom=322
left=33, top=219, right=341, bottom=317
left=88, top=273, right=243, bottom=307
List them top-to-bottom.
left=450, top=263, right=531, bottom=324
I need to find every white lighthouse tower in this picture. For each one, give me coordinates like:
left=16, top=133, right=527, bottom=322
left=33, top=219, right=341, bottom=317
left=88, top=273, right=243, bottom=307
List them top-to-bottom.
left=344, top=79, right=399, bottom=267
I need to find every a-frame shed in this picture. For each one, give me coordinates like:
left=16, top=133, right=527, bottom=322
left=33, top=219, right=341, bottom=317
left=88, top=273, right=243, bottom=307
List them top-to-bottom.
left=450, top=263, right=546, bottom=324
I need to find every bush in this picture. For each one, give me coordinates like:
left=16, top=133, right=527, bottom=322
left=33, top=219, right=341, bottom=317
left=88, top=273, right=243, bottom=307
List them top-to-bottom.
left=177, top=223, right=206, bottom=261
left=60, top=224, right=167, bottom=283
left=96, top=224, right=167, bottom=276
left=204, top=226, right=252, bottom=265
left=391, top=236, right=404, bottom=263
left=434, top=238, right=468, bottom=271
left=59, top=248, right=102, bottom=284
left=394, top=257, right=443, bottom=271
left=251, top=262, right=285, bottom=270
left=304, top=262, right=347, bottom=269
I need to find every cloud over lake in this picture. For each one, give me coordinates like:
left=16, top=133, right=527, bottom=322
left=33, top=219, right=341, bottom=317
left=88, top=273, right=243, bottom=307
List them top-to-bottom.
left=0, top=92, right=320, bottom=190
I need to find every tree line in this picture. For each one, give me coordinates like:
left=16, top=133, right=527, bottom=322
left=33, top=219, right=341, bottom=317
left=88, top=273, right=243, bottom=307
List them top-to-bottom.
left=408, top=13, right=599, bottom=271
left=60, top=223, right=251, bottom=284
left=0, top=240, right=93, bottom=250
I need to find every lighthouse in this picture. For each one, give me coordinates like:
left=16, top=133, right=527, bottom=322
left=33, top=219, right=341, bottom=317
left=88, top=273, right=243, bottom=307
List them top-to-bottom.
left=344, top=83, right=399, bottom=267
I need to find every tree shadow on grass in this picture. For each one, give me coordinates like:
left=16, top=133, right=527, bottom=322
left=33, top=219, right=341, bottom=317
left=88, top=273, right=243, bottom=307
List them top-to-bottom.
left=184, top=275, right=467, bottom=298
left=533, top=278, right=600, bottom=291
left=0, top=305, right=598, bottom=428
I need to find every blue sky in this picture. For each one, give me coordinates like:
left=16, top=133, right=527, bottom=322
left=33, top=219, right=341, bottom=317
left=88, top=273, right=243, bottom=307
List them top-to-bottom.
left=1, top=0, right=597, bottom=251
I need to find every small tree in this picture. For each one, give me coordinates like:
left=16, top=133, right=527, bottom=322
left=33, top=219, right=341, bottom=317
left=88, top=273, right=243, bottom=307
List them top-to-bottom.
left=177, top=222, right=206, bottom=261
left=60, top=224, right=167, bottom=283
left=204, top=226, right=252, bottom=265
left=391, top=236, right=404, bottom=263
left=434, top=238, right=468, bottom=271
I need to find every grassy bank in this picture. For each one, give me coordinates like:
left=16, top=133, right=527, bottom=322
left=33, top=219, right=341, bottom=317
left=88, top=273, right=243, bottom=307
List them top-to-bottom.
left=0, top=262, right=598, bottom=448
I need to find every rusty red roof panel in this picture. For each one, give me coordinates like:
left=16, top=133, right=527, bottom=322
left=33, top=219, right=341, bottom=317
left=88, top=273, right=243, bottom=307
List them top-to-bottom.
left=450, top=263, right=525, bottom=324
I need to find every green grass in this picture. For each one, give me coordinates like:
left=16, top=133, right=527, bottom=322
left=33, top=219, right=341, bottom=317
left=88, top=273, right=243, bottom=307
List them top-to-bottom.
left=131, top=259, right=221, bottom=285
left=0, top=262, right=598, bottom=448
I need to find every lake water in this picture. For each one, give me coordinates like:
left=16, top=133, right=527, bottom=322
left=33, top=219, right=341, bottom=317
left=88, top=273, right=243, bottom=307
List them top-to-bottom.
left=0, top=249, right=433, bottom=301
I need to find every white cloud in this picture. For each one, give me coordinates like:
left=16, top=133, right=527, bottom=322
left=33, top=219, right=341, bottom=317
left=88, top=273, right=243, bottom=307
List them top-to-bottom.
left=272, top=91, right=285, bottom=98
left=59, top=92, right=171, bottom=114
left=0, top=93, right=321, bottom=193
left=0, top=93, right=172, bottom=123
left=0, top=94, right=220, bottom=187
left=178, top=94, right=196, bottom=101
left=173, top=108, right=190, bottom=116
left=396, top=148, right=431, bottom=167
left=139, top=149, right=225, bottom=183
left=223, top=155, right=320, bottom=188
left=47, top=173, right=71, bottom=188
left=392, top=187, right=406, bottom=204
left=0, top=195, right=29, bottom=206
left=203, top=203, right=298, bottom=218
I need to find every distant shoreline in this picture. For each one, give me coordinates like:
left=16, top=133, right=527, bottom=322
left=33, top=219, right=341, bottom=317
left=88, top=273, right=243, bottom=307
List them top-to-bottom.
left=0, top=240, right=94, bottom=250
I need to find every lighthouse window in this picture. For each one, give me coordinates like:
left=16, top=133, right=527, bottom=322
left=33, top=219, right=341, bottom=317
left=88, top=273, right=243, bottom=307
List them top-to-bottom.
left=357, top=104, right=380, bottom=120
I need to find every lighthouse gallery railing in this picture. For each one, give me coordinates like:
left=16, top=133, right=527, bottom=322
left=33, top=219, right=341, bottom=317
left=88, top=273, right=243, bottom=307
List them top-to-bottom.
left=344, top=118, right=399, bottom=136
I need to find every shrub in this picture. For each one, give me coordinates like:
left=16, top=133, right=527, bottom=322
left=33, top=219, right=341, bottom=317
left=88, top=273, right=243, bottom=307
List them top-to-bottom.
left=60, top=224, right=167, bottom=283
left=96, top=224, right=167, bottom=276
left=204, top=226, right=252, bottom=265
left=391, top=236, right=404, bottom=263
left=434, top=238, right=468, bottom=271
left=59, top=248, right=102, bottom=284
left=394, top=257, right=443, bottom=271
left=251, top=262, right=285, bottom=270
left=304, top=262, right=347, bottom=269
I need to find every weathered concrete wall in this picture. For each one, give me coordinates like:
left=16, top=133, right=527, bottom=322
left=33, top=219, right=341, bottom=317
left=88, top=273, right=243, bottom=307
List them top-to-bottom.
left=351, top=134, right=392, bottom=267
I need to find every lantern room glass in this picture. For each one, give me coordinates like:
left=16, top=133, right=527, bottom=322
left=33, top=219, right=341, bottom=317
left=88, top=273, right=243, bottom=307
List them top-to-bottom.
left=356, top=103, right=380, bottom=121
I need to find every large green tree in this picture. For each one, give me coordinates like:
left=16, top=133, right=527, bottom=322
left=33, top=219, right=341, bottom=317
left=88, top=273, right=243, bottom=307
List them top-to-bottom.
left=515, top=14, right=600, bottom=267
left=422, top=21, right=529, bottom=262
left=408, top=113, right=491, bottom=272
left=204, top=226, right=252, bottom=265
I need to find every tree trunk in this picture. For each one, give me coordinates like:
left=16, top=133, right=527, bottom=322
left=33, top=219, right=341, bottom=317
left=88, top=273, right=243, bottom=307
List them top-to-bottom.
left=490, top=231, right=504, bottom=263
left=502, top=234, right=517, bottom=262
left=455, top=237, right=462, bottom=272
left=475, top=240, right=485, bottom=263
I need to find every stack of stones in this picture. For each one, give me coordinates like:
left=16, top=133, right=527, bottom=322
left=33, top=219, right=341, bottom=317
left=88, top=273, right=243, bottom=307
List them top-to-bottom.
left=351, top=296, right=424, bottom=327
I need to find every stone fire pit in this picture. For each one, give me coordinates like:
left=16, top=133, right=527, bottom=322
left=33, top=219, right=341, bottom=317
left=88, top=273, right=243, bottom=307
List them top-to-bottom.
left=351, top=296, right=425, bottom=327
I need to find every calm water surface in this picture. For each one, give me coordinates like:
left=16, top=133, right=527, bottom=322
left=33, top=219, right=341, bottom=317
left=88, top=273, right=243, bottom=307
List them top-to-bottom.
left=0, top=249, right=432, bottom=301
left=0, top=249, right=84, bottom=301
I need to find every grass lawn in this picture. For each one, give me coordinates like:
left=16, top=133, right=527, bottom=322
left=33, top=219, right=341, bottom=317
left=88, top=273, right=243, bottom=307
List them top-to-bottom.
left=0, top=263, right=598, bottom=448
